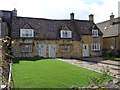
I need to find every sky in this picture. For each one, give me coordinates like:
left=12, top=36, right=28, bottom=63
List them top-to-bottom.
left=0, top=0, right=119, bottom=23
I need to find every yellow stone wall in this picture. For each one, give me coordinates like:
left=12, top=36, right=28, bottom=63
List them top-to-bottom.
left=118, top=34, right=120, bottom=50
left=12, top=35, right=103, bottom=58
left=82, top=35, right=103, bottom=57
left=103, top=36, right=119, bottom=50
left=12, top=39, right=82, bottom=58
left=12, top=39, right=37, bottom=57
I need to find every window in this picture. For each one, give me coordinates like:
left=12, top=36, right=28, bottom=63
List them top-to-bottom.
left=20, top=29, right=34, bottom=37
left=92, top=29, right=98, bottom=37
left=60, top=30, right=72, bottom=38
left=92, top=43, right=100, bottom=51
left=21, top=45, right=32, bottom=52
left=61, top=45, right=70, bottom=52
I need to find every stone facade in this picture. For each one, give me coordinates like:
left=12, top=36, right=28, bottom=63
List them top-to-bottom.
left=10, top=10, right=103, bottom=58
left=97, top=15, right=120, bottom=56
left=118, top=34, right=120, bottom=50
left=12, top=35, right=103, bottom=58
left=82, top=35, right=103, bottom=57
left=103, top=36, right=119, bottom=50
left=12, top=39, right=82, bottom=58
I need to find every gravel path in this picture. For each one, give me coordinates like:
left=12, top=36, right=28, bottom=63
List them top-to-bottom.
left=58, top=59, right=120, bottom=78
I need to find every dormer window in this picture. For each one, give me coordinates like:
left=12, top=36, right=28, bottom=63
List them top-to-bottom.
left=20, top=29, right=34, bottom=38
left=92, top=29, right=98, bottom=37
left=60, top=30, right=72, bottom=38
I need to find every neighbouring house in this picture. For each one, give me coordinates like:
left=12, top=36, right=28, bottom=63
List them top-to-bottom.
left=11, top=9, right=103, bottom=58
left=0, top=10, right=12, bottom=38
left=97, top=14, right=120, bottom=57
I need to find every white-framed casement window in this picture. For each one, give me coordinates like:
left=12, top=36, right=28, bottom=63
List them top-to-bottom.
left=20, top=29, right=34, bottom=37
left=92, top=29, right=98, bottom=37
left=60, top=30, right=72, bottom=38
left=92, top=43, right=100, bottom=51
left=21, top=45, right=32, bottom=52
left=61, top=45, right=70, bottom=52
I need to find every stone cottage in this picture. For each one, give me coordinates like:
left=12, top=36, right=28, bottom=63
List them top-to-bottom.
left=11, top=9, right=103, bottom=58
left=97, top=14, right=120, bottom=56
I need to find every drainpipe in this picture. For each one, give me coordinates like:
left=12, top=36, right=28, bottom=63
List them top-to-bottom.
left=115, top=37, right=116, bottom=50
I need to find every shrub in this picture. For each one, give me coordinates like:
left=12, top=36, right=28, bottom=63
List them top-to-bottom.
left=89, top=66, right=111, bottom=87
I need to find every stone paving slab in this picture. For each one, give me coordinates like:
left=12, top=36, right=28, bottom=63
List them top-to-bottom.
left=58, top=59, right=120, bottom=78
left=101, top=60, right=119, bottom=65
left=98, top=63, right=119, bottom=69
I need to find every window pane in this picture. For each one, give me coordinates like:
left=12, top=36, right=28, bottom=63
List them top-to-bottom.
left=20, top=29, right=34, bottom=37
left=60, top=30, right=72, bottom=38
left=92, top=30, right=98, bottom=37
left=92, top=43, right=100, bottom=51
left=21, top=45, right=32, bottom=52
left=61, top=45, right=70, bottom=52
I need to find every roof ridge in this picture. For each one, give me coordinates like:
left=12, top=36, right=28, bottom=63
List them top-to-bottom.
left=16, top=16, right=91, bottom=22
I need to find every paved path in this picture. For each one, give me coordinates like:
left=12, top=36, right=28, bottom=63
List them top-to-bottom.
left=58, top=58, right=120, bottom=78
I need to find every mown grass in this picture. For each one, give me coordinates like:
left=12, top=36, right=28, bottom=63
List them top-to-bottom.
left=12, top=59, right=112, bottom=88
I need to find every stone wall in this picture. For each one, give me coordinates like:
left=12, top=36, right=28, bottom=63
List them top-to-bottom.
left=118, top=34, right=120, bottom=50
left=12, top=35, right=103, bottom=58
left=82, top=35, right=103, bottom=57
left=102, top=36, right=120, bottom=57
left=103, top=36, right=119, bottom=50
left=12, top=39, right=83, bottom=58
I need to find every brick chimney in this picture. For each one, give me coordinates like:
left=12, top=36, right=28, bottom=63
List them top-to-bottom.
left=12, top=8, right=17, bottom=17
left=70, top=13, right=74, bottom=20
left=110, top=13, right=114, bottom=25
left=89, top=14, right=94, bottom=22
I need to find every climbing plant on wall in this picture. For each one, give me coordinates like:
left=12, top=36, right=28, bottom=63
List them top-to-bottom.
left=1, top=36, right=13, bottom=89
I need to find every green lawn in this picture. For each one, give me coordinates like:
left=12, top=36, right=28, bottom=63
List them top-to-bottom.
left=12, top=59, right=111, bottom=88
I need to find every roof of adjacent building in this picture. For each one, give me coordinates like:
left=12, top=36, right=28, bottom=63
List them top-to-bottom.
left=11, top=16, right=102, bottom=40
left=97, top=17, right=119, bottom=37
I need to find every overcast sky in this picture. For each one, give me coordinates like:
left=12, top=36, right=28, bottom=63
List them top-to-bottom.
left=0, top=0, right=119, bottom=23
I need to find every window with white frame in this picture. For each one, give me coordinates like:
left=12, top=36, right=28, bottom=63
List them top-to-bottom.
left=20, top=29, right=34, bottom=37
left=92, top=29, right=98, bottom=37
left=60, top=30, right=72, bottom=38
left=92, top=43, right=100, bottom=51
left=21, top=45, right=32, bottom=52
left=61, top=45, right=70, bottom=52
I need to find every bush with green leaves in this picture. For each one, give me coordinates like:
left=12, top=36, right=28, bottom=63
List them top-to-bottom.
left=89, top=66, right=111, bottom=87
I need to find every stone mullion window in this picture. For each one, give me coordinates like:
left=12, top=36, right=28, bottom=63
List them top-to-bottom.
left=92, top=43, right=100, bottom=51
left=21, top=45, right=32, bottom=52
left=61, top=45, right=71, bottom=52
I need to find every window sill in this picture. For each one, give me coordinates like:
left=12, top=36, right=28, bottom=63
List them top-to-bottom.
left=92, top=36, right=98, bottom=38
left=20, top=37, right=34, bottom=38
left=61, top=37, right=71, bottom=39
left=92, top=50, right=100, bottom=52
left=21, top=52, right=32, bottom=53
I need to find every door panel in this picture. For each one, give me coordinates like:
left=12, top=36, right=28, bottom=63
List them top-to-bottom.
left=39, top=44, right=46, bottom=58
left=49, top=44, right=56, bottom=58
left=83, top=44, right=89, bottom=57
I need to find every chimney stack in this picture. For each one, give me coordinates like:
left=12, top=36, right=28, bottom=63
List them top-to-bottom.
left=12, top=8, right=17, bottom=17
left=0, top=11, right=2, bottom=18
left=70, top=13, right=74, bottom=20
left=110, top=13, right=114, bottom=25
left=89, top=14, right=94, bottom=22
